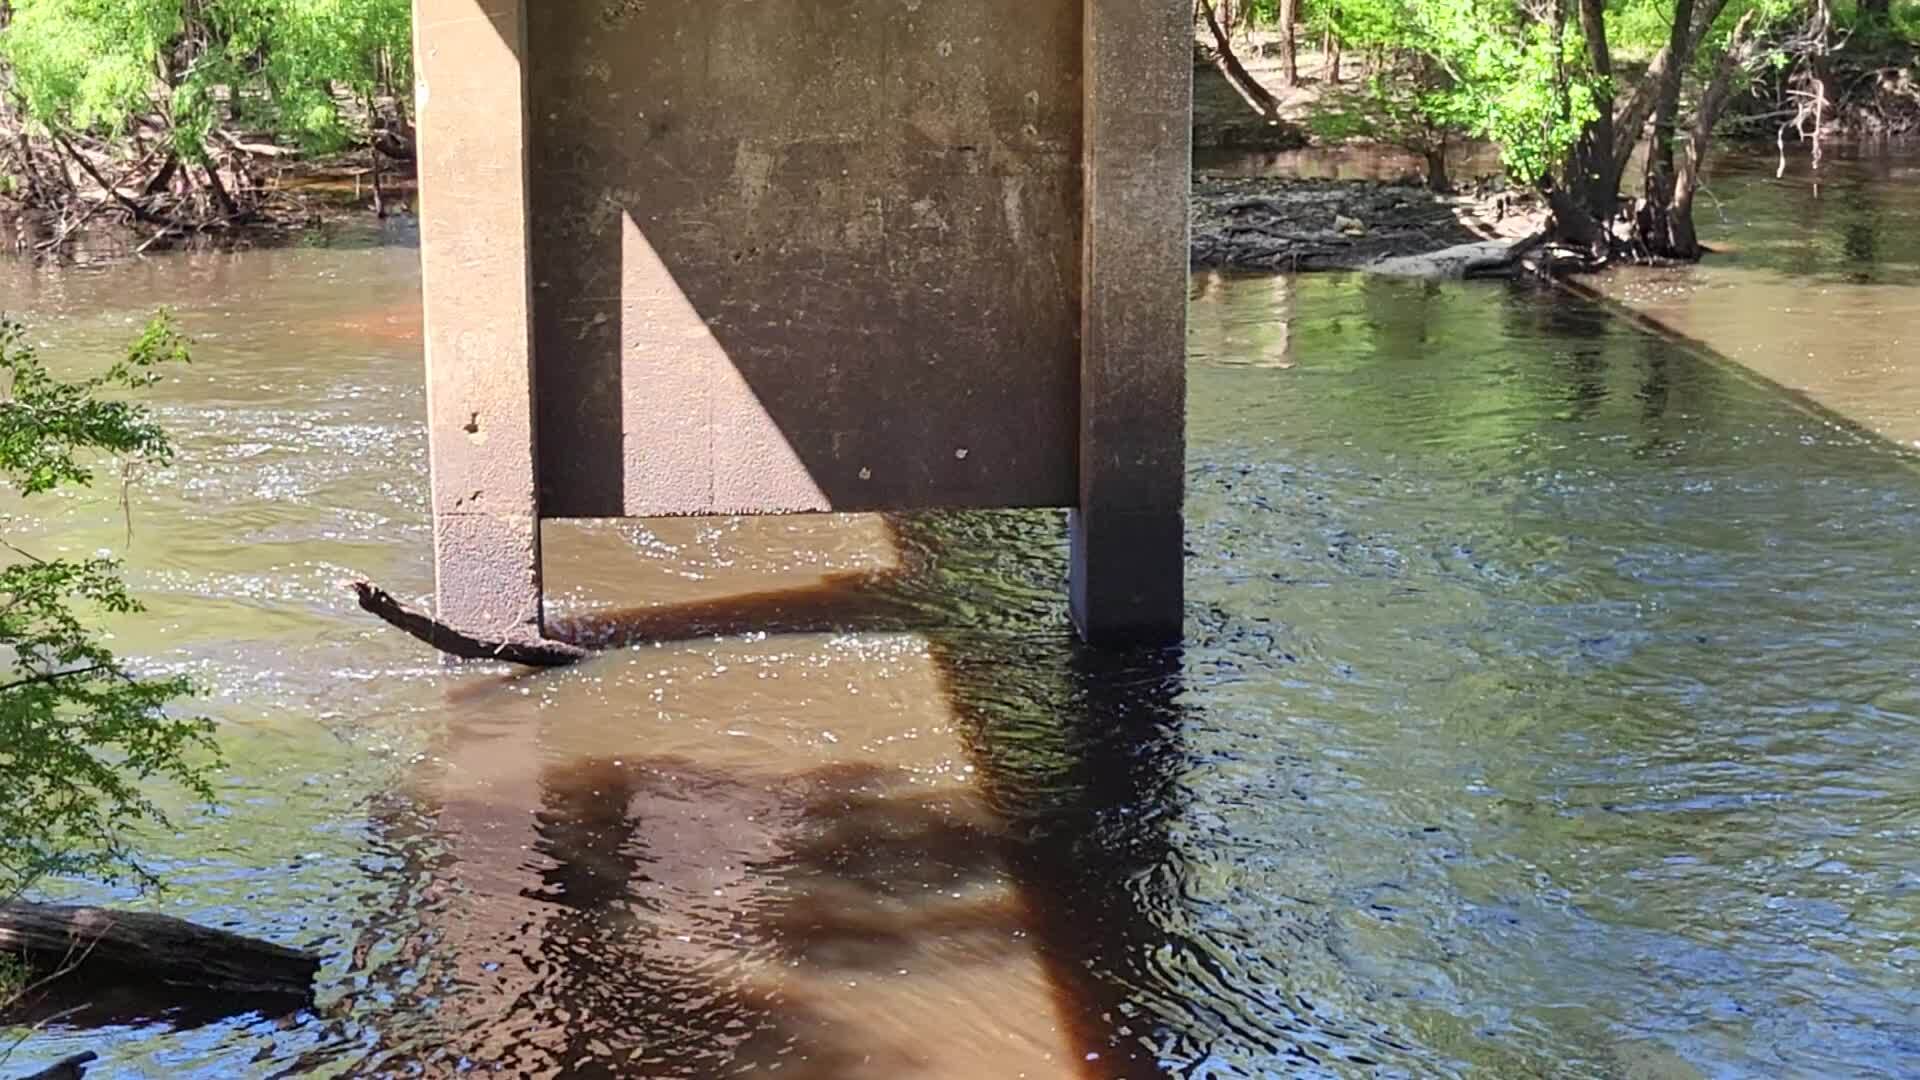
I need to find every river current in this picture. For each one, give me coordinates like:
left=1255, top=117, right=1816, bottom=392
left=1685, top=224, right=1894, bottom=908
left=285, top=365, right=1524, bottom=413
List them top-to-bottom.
left=1, top=148, right=1917, bottom=1078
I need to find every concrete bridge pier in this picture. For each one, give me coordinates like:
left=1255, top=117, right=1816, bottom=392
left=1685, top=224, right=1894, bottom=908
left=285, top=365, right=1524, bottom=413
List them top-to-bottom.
left=412, top=0, right=1190, bottom=652
left=414, top=0, right=546, bottom=650
left=1071, top=0, right=1191, bottom=644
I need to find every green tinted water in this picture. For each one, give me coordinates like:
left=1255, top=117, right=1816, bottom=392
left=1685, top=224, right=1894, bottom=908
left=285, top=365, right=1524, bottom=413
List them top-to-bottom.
left=0, top=149, right=1916, bottom=1077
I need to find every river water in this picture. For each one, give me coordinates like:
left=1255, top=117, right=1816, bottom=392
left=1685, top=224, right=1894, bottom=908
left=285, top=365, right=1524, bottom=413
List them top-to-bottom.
left=1, top=148, right=1916, bottom=1078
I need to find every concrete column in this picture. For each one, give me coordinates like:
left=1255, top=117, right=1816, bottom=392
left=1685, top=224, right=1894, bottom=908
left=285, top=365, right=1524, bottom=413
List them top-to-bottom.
left=414, top=0, right=546, bottom=644
left=1071, top=0, right=1191, bottom=646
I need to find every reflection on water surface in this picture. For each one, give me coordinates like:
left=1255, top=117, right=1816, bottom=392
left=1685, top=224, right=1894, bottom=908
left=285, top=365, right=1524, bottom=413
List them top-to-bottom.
left=0, top=147, right=1917, bottom=1078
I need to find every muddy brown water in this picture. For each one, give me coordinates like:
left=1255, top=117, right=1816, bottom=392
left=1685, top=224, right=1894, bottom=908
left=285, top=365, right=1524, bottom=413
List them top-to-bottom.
left=1, top=146, right=1918, bottom=1078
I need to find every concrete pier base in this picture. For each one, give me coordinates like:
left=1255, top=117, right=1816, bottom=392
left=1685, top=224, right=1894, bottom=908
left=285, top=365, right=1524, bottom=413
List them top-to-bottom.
left=1068, top=509, right=1186, bottom=646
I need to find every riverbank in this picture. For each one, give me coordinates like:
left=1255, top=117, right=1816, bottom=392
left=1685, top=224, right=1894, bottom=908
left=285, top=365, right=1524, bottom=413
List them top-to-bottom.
left=1185, top=24, right=1920, bottom=273
left=5, top=126, right=1899, bottom=286
left=1, top=150, right=414, bottom=258
left=11, top=166, right=1546, bottom=279
left=1190, top=176, right=1549, bottom=273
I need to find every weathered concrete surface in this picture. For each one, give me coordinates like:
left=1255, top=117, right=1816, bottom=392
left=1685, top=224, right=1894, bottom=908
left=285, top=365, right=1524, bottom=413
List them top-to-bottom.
left=414, top=0, right=544, bottom=644
left=417, top=0, right=1192, bottom=649
left=527, top=0, right=1085, bottom=517
left=1073, top=0, right=1191, bottom=644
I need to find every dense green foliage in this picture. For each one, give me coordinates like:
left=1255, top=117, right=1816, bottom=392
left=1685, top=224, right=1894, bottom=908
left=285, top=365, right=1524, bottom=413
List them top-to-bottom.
left=2, top=0, right=411, bottom=161
left=1239, top=0, right=1919, bottom=186
left=1313, top=0, right=1604, bottom=182
left=1324, top=0, right=1674, bottom=182
left=0, top=316, right=215, bottom=900
left=0, top=954, right=22, bottom=1007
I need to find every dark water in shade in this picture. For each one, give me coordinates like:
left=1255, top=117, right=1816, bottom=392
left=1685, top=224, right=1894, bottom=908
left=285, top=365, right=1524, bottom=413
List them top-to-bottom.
left=1, top=148, right=1918, bottom=1078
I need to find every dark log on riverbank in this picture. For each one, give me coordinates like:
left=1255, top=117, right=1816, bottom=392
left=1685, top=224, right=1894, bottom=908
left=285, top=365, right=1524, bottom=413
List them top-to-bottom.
left=1368, top=230, right=1555, bottom=279
left=351, top=581, right=588, bottom=666
left=0, top=903, right=318, bottom=1001
left=12, top=1052, right=97, bottom=1080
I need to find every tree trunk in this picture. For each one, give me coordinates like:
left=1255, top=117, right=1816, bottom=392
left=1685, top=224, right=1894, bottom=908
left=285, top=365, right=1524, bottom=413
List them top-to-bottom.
left=1198, top=0, right=1284, bottom=118
left=1235, top=0, right=1258, bottom=49
left=1279, top=0, right=1300, bottom=86
left=1550, top=0, right=1569, bottom=108
left=1565, top=0, right=1620, bottom=222
left=1609, top=0, right=1733, bottom=179
left=1633, top=0, right=1698, bottom=254
left=1647, top=0, right=1697, bottom=182
left=1805, top=0, right=1834, bottom=170
left=1667, top=11, right=1762, bottom=257
left=1326, top=31, right=1343, bottom=84
left=365, top=94, right=388, bottom=219
left=373, top=120, right=417, bottom=163
left=10, top=128, right=46, bottom=206
left=50, top=135, right=157, bottom=223
left=1424, top=143, right=1450, bottom=193
left=140, top=155, right=178, bottom=200
left=202, top=161, right=240, bottom=220
left=1544, top=182, right=1614, bottom=263
left=0, top=902, right=318, bottom=1001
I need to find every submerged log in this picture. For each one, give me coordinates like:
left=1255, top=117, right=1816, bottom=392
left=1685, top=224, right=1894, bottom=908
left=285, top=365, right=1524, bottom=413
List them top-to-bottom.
left=351, top=581, right=589, bottom=667
left=0, top=903, right=318, bottom=1001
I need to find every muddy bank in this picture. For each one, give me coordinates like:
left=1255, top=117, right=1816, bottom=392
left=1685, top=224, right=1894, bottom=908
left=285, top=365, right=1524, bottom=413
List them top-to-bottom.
left=14, top=173, right=1547, bottom=278
left=1190, top=177, right=1547, bottom=273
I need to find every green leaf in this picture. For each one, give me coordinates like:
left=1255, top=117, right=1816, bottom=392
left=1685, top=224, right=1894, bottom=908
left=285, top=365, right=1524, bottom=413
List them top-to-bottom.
left=0, top=315, right=216, bottom=899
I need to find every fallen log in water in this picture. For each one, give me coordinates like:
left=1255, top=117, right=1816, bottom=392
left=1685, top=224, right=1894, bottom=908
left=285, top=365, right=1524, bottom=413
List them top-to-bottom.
left=350, top=581, right=588, bottom=667
left=0, top=903, right=318, bottom=1002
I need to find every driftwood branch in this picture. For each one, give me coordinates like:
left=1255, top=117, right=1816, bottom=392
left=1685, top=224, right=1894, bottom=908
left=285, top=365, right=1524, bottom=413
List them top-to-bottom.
left=213, top=131, right=291, bottom=159
left=1368, top=230, right=1553, bottom=279
left=1464, top=230, right=1553, bottom=277
left=350, top=581, right=588, bottom=667
left=0, top=665, right=108, bottom=695
left=0, top=902, right=317, bottom=1001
